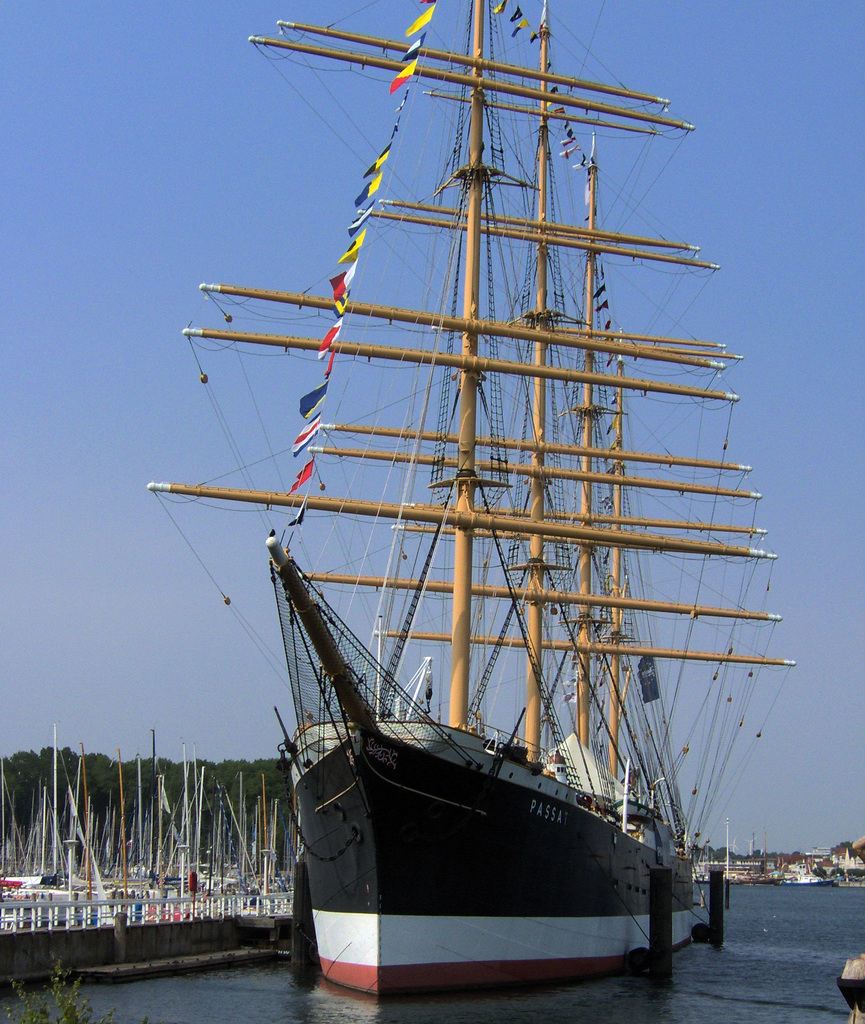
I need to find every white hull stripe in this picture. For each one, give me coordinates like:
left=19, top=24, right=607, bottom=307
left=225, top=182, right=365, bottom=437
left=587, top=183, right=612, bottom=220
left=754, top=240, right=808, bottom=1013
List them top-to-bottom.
left=313, top=910, right=693, bottom=993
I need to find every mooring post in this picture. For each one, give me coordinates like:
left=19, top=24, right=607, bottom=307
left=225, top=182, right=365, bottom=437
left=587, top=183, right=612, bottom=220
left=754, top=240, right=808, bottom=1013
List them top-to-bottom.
left=291, top=855, right=316, bottom=967
left=649, top=867, right=673, bottom=978
left=709, top=869, right=724, bottom=945
left=113, top=911, right=128, bottom=964
left=838, top=955, right=865, bottom=1022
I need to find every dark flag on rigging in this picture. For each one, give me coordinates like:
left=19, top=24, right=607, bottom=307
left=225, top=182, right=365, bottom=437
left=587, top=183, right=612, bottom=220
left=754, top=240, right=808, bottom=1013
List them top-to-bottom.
left=638, top=656, right=660, bottom=703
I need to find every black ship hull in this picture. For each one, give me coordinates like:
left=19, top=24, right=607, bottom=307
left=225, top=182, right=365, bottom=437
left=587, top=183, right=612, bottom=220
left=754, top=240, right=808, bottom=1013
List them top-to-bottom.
left=294, top=726, right=694, bottom=994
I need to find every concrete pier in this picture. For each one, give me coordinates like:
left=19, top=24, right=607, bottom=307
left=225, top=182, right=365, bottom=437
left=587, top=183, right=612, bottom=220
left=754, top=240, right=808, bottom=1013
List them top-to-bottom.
left=0, top=893, right=293, bottom=985
left=0, top=918, right=240, bottom=985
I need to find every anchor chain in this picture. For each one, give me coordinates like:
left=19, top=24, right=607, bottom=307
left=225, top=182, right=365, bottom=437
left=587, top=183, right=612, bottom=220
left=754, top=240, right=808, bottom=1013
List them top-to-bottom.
left=277, top=748, right=361, bottom=863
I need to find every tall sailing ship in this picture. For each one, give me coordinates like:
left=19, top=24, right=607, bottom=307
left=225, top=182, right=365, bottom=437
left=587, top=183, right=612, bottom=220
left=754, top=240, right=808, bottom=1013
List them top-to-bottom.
left=149, top=0, right=792, bottom=995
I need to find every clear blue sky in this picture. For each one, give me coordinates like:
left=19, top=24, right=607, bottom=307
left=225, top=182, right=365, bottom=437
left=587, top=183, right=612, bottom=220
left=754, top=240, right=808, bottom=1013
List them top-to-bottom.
left=2, top=2, right=862, bottom=853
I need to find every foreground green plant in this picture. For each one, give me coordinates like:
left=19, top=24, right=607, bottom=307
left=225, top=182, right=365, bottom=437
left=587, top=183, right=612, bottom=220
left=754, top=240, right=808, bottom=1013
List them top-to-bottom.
left=5, top=963, right=144, bottom=1024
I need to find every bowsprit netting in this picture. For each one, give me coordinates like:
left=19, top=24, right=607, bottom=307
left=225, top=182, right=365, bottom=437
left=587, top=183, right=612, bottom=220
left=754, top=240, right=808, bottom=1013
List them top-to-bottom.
left=270, top=562, right=473, bottom=760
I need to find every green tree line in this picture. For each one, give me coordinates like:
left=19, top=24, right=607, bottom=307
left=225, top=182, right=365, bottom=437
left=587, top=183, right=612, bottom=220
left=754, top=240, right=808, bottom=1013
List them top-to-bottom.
left=0, top=746, right=288, bottom=836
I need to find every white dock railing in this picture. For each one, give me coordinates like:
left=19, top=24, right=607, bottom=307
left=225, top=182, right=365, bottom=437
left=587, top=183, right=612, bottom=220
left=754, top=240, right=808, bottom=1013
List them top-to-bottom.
left=0, top=892, right=293, bottom=933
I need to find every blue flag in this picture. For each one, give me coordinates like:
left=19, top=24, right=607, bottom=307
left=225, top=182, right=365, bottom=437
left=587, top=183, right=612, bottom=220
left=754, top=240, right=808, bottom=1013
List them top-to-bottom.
left=348, top=205, right=373, bottom=237
left=299, top=381, right=328, bottom=419
left=288, top=497, right=307, bottom=528
left=638, top=656, right=660, bottom=703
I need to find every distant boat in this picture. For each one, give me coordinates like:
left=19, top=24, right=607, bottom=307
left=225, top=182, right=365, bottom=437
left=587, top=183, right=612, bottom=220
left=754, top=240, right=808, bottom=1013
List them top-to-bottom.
left=780, top=861, right=835, bottom=886
left=781, top=873, right=834, bottom=887
left=0, top=875, right=59, bottom=891
left=0, top=876, right=42, bottom=890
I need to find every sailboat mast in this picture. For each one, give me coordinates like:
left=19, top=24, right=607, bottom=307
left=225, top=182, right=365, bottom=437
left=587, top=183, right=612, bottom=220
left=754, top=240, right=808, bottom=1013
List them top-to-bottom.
left=449, top=0, right=486, bottom=731
left=525, top=3, right=551, bottom=759
left=577, top=139, right=598, bottom=746
left=52, top=723, right=58, bottom=875
left=150, top=729, right=156, bottom=879
left=80, top=744, right=92, bottom=900
left=117, top=749, right=128, bottom=897
left=136, top=755, right=142, bottom=881
left=1, top=758, right=5, bottom=876
left=195, top=762, right=205, bottom=877
left=261, top=773, right=268, bottom=894
left=157, top=774, right=164, bottom=888
left=40, top=787, right=47, bottom=875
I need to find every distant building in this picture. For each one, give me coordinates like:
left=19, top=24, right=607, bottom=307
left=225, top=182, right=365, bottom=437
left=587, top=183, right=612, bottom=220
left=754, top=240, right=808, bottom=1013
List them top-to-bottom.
left=831, top=845, right=859, bottom=871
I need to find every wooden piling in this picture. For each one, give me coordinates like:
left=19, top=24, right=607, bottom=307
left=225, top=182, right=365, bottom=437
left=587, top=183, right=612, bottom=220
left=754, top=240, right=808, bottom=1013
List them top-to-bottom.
left=291, top=856, right=316, bottom=966
left=649, top=867, right=673, bottom=978
left=709, top=868, right=724, bottom=945
left=113, top=911, right=127, bottom=964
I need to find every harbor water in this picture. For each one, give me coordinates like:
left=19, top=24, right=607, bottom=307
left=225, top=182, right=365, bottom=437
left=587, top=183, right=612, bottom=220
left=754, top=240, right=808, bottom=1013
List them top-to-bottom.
left=2, top=886, right=859, bottom=1022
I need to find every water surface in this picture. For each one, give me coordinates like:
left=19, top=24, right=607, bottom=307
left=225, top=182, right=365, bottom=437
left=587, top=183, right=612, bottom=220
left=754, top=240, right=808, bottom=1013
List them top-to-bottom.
left=2, top=886, right=858, bottom=1022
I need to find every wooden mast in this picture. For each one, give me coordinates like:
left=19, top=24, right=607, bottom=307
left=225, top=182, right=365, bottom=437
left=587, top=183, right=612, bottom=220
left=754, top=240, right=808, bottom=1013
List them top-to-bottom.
left=449, top=0, right=485, bottom=732
left=525, top=3, right=551, bottom=759
left=274, top=20, right=671, bottom=108
left=251, top=33, right=693, bottom=132
left=577, top=140, right=598, bottom=747
left=378, top=200, right=703, bottom=254
left=369, top=207, right=717, bottom=269
left=187, top=307, right=732, bottom=366
left=184, top=323, right=737, bottom=400
left=608, top=360, right=625, bottom=777
left=318, top=423, right=754, bottom=476
left=304, top=446, right=759, bottom=501
left=150, top=481, right=775, bottom=558
left=298, top=572, right=782, bottom=624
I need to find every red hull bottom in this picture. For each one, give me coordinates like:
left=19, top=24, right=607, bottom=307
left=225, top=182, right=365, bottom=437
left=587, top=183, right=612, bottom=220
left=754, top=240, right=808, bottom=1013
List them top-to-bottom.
left=320, top=950, right=681, bottom=995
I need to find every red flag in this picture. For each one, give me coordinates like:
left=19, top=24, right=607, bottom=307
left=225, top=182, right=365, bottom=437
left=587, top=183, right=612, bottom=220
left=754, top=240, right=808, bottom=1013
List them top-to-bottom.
left=390, top=60, right=417, bottom=93
left=330, top=263, right=357, bottom=300
left=319, top=318, right=343, bottom=359
left=325, top=351, right=336, bottom=378
left=292, top=417, right=321, bottom=456
left=288, top=458, right=314, bottom=495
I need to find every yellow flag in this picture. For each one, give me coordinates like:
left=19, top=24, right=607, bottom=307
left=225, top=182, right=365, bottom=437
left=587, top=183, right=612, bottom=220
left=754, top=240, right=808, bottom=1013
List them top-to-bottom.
left=406, top=6, right=434, bottom=37
left=338, top=229, right=367, bottom=264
